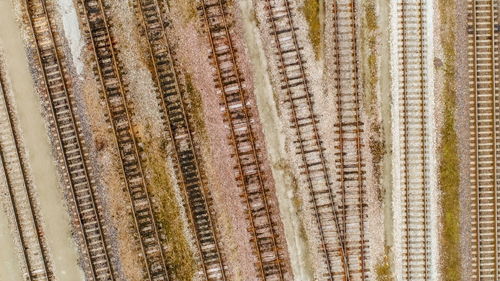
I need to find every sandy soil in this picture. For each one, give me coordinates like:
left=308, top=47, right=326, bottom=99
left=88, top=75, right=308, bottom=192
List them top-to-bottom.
left=58, top=0, right=84, bottom=75
left=250, top=0, right=339, bottom=278
left=251, top=0, right=332, bottom=277
left=374, top=0, right=394, bottom=252
left=0, top=1, right=85, bottom=280
left=427, top=1, right=446, bottom=279
left=230, top=2, right=293, bottom=279
left=429, top=2, right=441, bottom=280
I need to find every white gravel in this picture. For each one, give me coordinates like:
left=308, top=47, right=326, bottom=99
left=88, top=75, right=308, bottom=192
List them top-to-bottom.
left=57, top=0, right=84, bottom=75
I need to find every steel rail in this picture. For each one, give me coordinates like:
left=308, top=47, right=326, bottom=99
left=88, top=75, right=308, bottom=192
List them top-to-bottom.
left=23, top=0, right=114, bottom=279
left=77, top=0, right=170, bottom=279
left=135, top=0, right=227, bottom=279
left=199, top=0, right=285, bottom=279
left=263, top=0, right=347, bottom=279
left=331, top=0, right=368, bottom=279
left=470, top=0, right=499, bottom=279
left=490, top=0, right=498, bottom=277
left=348, top=1, right=367, bottom=278
left=472, top=1, right=481, bottom=278
left=399, top=2, right=430, bottom=279
left=400, top=3, right=411, bottom=279
left=417, top=3, right=430, bottom=279
left=0, top=67, right=52, bottom=281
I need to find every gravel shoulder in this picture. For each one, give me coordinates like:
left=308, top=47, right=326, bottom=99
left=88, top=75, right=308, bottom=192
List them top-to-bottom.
left=454, top=0, right=471, bottom=279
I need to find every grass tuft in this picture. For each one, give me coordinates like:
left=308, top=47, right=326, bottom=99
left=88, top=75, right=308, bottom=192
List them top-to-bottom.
left=301, top=0, right=321, bottom=59
left=361, top=0, right=385, bottom=186
left=438, top=0, right=461, bottom=280
left=184, top=74, right=207, bottom=141
left=143, top=136, right=197, bottom=281
left=375, top=251, right=394, bottom=281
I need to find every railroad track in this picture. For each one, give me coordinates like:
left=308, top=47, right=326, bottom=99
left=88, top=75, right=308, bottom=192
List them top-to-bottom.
left=23, top=0, right=115, bottom=279
left=77, top=0, right=170, bottom=279
left=134, top=0, right=227, bottom=279
left=199, top=0, right=288, bottom=279
left=260, top=0, right=366, bottom=279
left=331, top=0, right=368, bottom=279
left=468, top=0, right=500, bottom=280
left=395, top=1, right=431, bottom=280
left=0, top=67, right=53, bottom=281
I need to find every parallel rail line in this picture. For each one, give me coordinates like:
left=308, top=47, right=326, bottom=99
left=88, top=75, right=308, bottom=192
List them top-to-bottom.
left=24, top=0, right=115, bottom=279
left=77, top=0, right=170, bottom=279
left=134, top=0, right=227, bottom=279
left=199, top=0, right=288, bottom=279
left=261, top=0, right=367, bottom=279
left=331, top=0, right=368, bottom=279
left=468, top=0, right=500, bottom=280
left=396, top=1, right=431, bottom=279
left=0, top=65, right=53, bottom=281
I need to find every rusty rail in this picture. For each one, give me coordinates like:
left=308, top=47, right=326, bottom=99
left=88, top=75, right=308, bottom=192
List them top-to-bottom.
left=23, top=0, right=115, bottom=279
left=77, top=0, right=170, bottom=279
left=134, top=0, right=227, bottom=279
left=199, top=0, right=287, bottom=279
left=261, top=0, right=355, bottom=279
left=331, top=0, right=368, bottom=279
left=468, top=0, right=499, bottom=280
left=397, top=1, right=430, bottom=279
left=0, top=63, right=53, bottom=281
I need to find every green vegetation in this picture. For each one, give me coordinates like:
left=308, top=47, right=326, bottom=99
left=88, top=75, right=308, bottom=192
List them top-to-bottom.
left=178, top=0, right=198, bottom=23
left=301, top=0, right=321, bottom=59
left=361, top=1, right=384, bottom=183
left=364, top=1, right=378, bottom=112
left=438, top=1, right=461, bottom=280
left=184, top=74, right=207, bottom=142
left=369, top=122, right=384, bottom=182
left=143, top=137, right=197, bottom=281
left=375, top=251, right=394, bottom=281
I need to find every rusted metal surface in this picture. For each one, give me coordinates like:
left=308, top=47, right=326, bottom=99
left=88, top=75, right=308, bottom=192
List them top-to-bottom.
left=23, top=0, right=115, bottom=279
left=77, top=0, right=170, bottom=279
left=134, top=0, right=227, bottom=279
left=199, top=0, right=288, bottom=279
left=0, top=64, right=53, bottom=281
